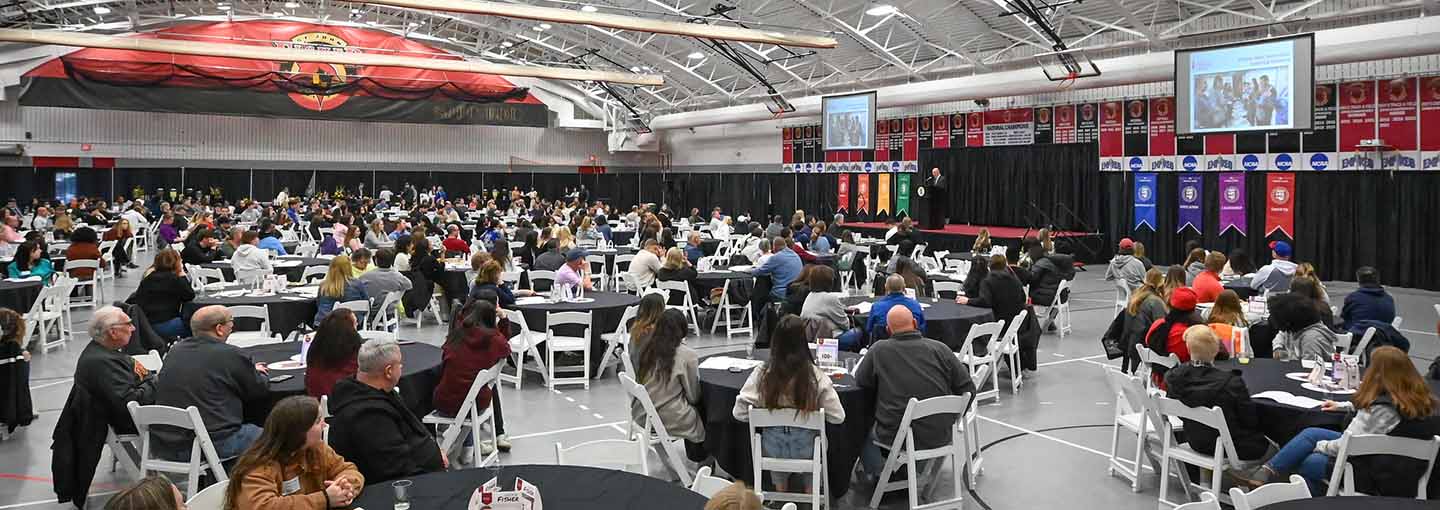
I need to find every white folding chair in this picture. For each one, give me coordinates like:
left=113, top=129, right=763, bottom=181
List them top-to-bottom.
left=133, top=226, right=151, bottom=252
left=98, top=239, right=120, bottom=281
left=295, top=243, right=319, bottom=258
left=911, top=243, right=927, bottom=261
left=586, top=254, right=610, bottom=291
left=613, top=254, right=637, bottom=291
left=64, top=259, right=103, bottom=309
left=300, top=265, right=328, bottom=284
left=190, top=266, right=230, bottom=294
left=500, top=270, right=523, bottom=289
left=529, top=270, right=557, bottom=292
left=614, top=272, right=644, bottom=295
left=710, top=279, right=753, bottom=341
left=1047, top=279, right=1074, bottom=338
left=1113, top=279, right=1133, bottom=317
left=657, top=280, right=701, bottom=334
left=932, top=280, right=963, bottom=300
left=24, top=283, right=70, bottom=353
left=365, top=290, right=403, bottom=339
left=224, top=305, right=280, bottom=348
left=599, top=305, right=638, bottom=378
left=499, top=308, right=548, bottom=389
left=998, top=309, right=1029, bottom=394
left=545, top=310, right=592, bottom=389
left=1391, top=316, right=1403, bottom=329
left=958, top=320, right=1004, bottom=404
left=1351, top=327, right=1379, bottom=361
left=1136, top=345, right=1180, bottom=392
left=133, top=349, right=163, bottom=372
left=423, top=366, right=501, bottom=468
left=1105, top=367, right=1163, bottom=492
left=619, top=373, right=694, bottom=485
left=868, top=395, right=971, bottom=510
left=1155, top=397, right=1263, bottom=508
left=126, top=402, right=228, bottom=499
left=748, top=407, right=828, bottom=509
left=1326, top=432, right=1440, bottom=498
left=555, top=437, right=650, bottom=474
left=689, top=466, right=732, bottom=498
left=1229, top=475, right=1309, bottom=510
left=185, top=479, right=229, bottom=510
left=1173, top=492, right=1220, bottom=510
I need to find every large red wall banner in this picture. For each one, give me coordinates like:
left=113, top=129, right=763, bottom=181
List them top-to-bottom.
left=21, top=21, right=545, bottom=126
left=1423, top=76, right=1440, bottom=170
left=1377, top=77, right=1419, bottom=170
left=1338, top=80, right=1378, bottom=170
left=983, top=108, right=1034, bottom=146
left=965, top=112, right=984, bottom=147
left=1265, top=173, right=1296, bottom=238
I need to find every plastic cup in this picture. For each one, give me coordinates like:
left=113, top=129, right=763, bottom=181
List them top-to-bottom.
left=392, top=480, right=412, bottom=510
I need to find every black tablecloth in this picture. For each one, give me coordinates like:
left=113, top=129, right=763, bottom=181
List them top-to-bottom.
left=611, top=230, right=636, bottom=246
left=203, top=257, right=332, bottom=282
left=440, top=269, right=471, bottom=303
left=1224, top=278, right=1259, bottom=299
left=0, top=279, right=43, bottom=312
left=184, top=290, right=319, bottom=338
left=512, top=292, right=640, bottom=375
left=842, top=296, right=995, bottom=351
left=242, top=342, right=442, bottom=423
left=699, top=349, right=873, bottom=498
left=1217, top=358, right=1440, bottom=442
left=350, top=465, right=707, bottom=510
left=1258, top=496, right=1435, bottom=510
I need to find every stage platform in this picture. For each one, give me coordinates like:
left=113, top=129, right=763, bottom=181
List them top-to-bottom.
left=837, top=222, right=1110, bottom=263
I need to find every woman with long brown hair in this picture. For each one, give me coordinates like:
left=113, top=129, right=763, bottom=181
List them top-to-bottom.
left=126, top=248, right=195, bottom=339
left=1161, top=265, right=1188, bottom=301
left=1121, top=268, right=1166, bottom=374
left=629, top=310, right=708, bottom=462
left=732, top=315, right=845, bottom=492
left=1238, top=346, right=1438, bottom=494
left=226, top=396, right=364, bottom=510
left=104, top=476, right=184, bottom=510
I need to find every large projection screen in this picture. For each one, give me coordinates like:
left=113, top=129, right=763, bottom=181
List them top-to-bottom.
left=1175, top=34, right=1314, bottom=135
left=822, top=91, right=877, bottom=151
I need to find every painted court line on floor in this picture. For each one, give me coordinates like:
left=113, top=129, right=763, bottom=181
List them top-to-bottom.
left=1037, top=354, right=1107, bottom=367
left=28, top=378, right=73, bottom=390
left=978, top=416, right=1109, bottom=458
left=506, top=420, right=627, bottom=440
left=0, top=490, right=120, bottom=509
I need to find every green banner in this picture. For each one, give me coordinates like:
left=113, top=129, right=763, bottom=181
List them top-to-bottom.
left=896, top=173, right=911, bottom=218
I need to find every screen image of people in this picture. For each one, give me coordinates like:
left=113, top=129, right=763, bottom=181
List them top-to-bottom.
left=1187, top=40, right=1294, bottom=132
left=823, top=93, right=874, bottom=150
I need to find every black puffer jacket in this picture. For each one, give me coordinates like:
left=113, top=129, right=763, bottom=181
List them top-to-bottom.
left=1022, top=253, right=1075, bottom=307
left=1163, top=363, right=1270, bottom=461
left=327, top=378, right=445, bottom=483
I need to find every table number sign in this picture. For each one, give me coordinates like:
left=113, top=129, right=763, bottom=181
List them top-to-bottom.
left=468, top=477, right=542, bottom=510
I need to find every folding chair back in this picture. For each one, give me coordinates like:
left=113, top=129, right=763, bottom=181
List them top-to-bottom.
left=300, top=265, right=328, bottom=284
left=529, top=270, right=557, bottom=292
left=932, top=281, right=963, bottom=300
left=544, top=311, right=593, bottom=389
left=423, top=366, right=501, bottom=467
left=619, top=373, right=693, bottom=485
left=868, top=395, right=970, bottom=510
left=1155, top=397, right=1246, bottom=508
left=126, top=401, right=228, bottom=499
left=748, top=407, right=828, bottom=509
left=1327, top=433, right=1440, bottom=498
left=554, top=438, right=649, bottom=474
left=689, top=466, right=732, bottom=498
left=1229, top=475, right=1309, bottom=510
left=185, top=479, right=229, bottom=510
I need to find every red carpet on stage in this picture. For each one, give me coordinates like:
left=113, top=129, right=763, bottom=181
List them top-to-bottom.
left=838, top=223, right=1092, bottom=239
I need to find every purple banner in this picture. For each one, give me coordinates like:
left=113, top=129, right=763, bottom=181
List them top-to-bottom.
left=1218, top=172, right=1247, bottom=236
left=1177, top=174, right=1203, bottom=234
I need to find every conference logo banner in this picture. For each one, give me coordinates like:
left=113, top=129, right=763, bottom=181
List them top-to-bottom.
left=1423, top=76, right=1440, bottom=170
left=1377, top=78, right=1419, bottom=170
left=1338, top=80, right=1378, bottom=169
left=1054, top=104, right=1077, bottom=143
left=983, top=108, right=1034, bottom=146
left=1270, top=153, right=1298, bottom=171
left=1149, top=155, right=1176, bottom=172
left=1126, top=156, right=1148, bottom=173
left=1133, top=172, right=1157, bottom=231
left=1265, top=172, right=1296, bottom=238
left=877, top=173, right=892, bottom=216
left=896, top=173, right=912, bottom=217
left=1218, top=173, right=1247, bottom=236
left=837, top=174, right=851, bottom=212
left=856, top=174, right=872, bottom=214
left=1177, top=174, right=1203, bottom=234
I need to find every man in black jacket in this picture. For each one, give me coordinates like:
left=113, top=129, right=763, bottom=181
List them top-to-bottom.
left=180, top=228, right=221, bottom=265
left=1021, top=247, right=1076, bottom=329
left=958, top=254, right=1028, bottom=338
left=76, top=306, right=157, bottom=435
left=153, top=306, right=269, bottom=460
left=1163, top=325, right=1270, bottom=462
left=329, top=338, right=447, bottom=482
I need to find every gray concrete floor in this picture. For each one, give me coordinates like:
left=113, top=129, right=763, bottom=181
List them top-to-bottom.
left=3, top=249, right=1437, bottom=510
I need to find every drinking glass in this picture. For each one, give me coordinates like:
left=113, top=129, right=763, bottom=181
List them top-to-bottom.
left=392, top=480, right=412, bottom=510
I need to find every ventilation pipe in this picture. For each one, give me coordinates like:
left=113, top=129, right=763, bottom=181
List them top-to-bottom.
left=651, top=16, right=1440, bottom=131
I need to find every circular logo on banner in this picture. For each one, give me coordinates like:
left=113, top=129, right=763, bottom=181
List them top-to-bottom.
left=279, top=32, right=361, bottom=111
left=1387, top=78, right=1410, bottom=102
left=1427, top=78, right=1440, bottom=101
left=1346, top=82, right=1369, bottom=104
left=1316, top=85, right=1332, bottom=106
left=1156, top=99, right=1170, bottom=117
left=1128, top=100, right=1144, bottom=119
left=1104, top=102, right=1119, bottom=120
left=1081, top=103, right=1095, bottom=121
left=1037, top=107, right=1051, bottom=124
left=1058, top=107, right=1072, bottom=124
left=969, top=112, right=982, bottom=127
left=952, top=114, right=963, bottom=128
left=937, top=116, right=948, bottom=129
left=921, top=117, right=931, bottom=131
left=891, top=119, right=901, bottom=132
left=1275, top=153, right=1294, bottom=170
left=1310, top=153, right=1330, bottom=170
left=1242, top=154, right=1261, bottom=171
left=1182, top=155, right=1199, bottom=172
left=1128, top=157, right=1144, bottom=171
left=890, top=161, right=902, bottom=172
left=863, top=162, right=874, bottom=172
left=1137, top=185, right=1153, bottom=202
left=1224, top=185, right=1240, bottom=203
left=916, top=186, right=926, bottom=197
left=1182, top=186, right=1198, bottom=203
left=1271, top=186, right=1290, bottom=205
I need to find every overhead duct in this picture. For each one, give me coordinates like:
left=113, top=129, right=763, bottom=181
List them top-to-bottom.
left=651, top=17, right=1440, bottom=130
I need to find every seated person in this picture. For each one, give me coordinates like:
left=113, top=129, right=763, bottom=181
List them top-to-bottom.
left=441, top=224, right=470, bottom=256
left=179, top=228, right=221, bottom=265
left=230, top=231, right=274, bottom=284
left=684, top=232, right=705, bottom=266
left=754, top=236, right=802, bottom=301
left=1104, top=238, right=1146, bottom=289
left=532, top=239, right=567, bottom=272
left=629, top=239, right=666, bottom=289
left=1250, top=240, right=1297, bottom=293
left=1021, top=246, right=1075, bottom=321
left=359, top=247, right=414, bottom=311
left=657, top=247, right=700, bottom=305
left=350, top=248, right=374, bottom=278
left=556, top=248, right=595, bottom=292
left=125, top=249, right=195, bottom=340
left=1192, top=252, right=1227, bottom=303
left=958, top=254, right=1027, bottom=338
left=314, top=257, right=368, bottom=326
left=800, top=266, right=862, bottom=350
left=1341, top=266, right=1396, bottom=336
left=865, top=275, right=926, bottom=340
left=1144, top=288, right=1210, bottom=387
left=1267, top=291, right=1337, bottom=361
left=434, top=298, right=511, bottom=455
left=153, top=306, right=270, bottom=460
left=854, top=306, right=974, bottom=481
left=75, top=307, right=156, bottom=435
left=304, top=308, right=363, bottom=397
left=1, top=309, right=32, bottom=433
left=629, top=310, right=709, bottom=463
left=1164, top=325, right=1270, bottom=462
left=329, top=339, right=446, bottom=483
left=227, top=396, right=364, bottom=509
left=104, top=476, right=185, bottom=510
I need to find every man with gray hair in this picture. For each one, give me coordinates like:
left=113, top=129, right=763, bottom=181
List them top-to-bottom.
left=153, top=305, right=269, bottom=460
left=74, top=306, right=156, bottom=434
left=327, top=338, right=447, bottom=482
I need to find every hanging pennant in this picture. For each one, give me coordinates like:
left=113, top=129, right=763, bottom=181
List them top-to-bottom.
left=1133, top=172, right=1157, bottom=231
left=1218, top=172, right=1247, bottom=236
left=1265, top=172, right=1296, bottom=238
left=877, top=173, right=891, bottom=217
left=896, top=173, right=912, bottom=218
left=837, top=174, right=850, bottom=213
left=856, top=174, right=871, bottom=215
left=1177, top=174, right=1203, bottom=234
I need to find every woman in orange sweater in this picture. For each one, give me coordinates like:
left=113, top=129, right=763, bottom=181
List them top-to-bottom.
left=63, top=227, right=105, bottom=280
left=225, top=396, right=364, bottom=510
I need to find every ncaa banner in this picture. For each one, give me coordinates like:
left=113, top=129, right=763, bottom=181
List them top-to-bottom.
left=1239, top=153, right=1264, bottom=172
left=1270, top=153, right=1299, bottom=171
left=1179, top=154, right=1202, bottom=172
left=1125, top=156, right=1148, bottom=173
left=896, top=173, right=912, bottom=217
left=1133, top=173, right=1158, bottom=231
left=1218, top=173, right=1247, bottom=236
left=1265, top=173, right=1296, bottom=238
left=856, top=175, right=872, bottom=214
left=1177, top=175, right=1203, bottom=234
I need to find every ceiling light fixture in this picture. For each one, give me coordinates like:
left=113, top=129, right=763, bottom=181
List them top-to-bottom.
left=284, top=1, right=298, bottom=7
left=217, top=4, right=231, bottom=11
left=865, top=4, right=897, bottom=16
left=92, top=5, right=110, bottom=14
left=580, top=5, right=597, bottom=12
left=351, top=8, right=362, bottom=13
left=408, top=21, right=420, bottom=26
left=538, top=23, right=551, bottom=30
left=531, top=25, right=544, bottom=31
left=501, top=41, right=513, bottom=47
left=686, top=51, right=704, bottom=59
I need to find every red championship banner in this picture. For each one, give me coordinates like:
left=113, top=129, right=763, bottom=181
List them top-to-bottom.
left=1422, top=76, right=1440, bottom=170
left=1377, top=77, right=1419, bottom=170
left=1338, top=80, right=1378, bottom=163
left=1149, top=97, right=1176, bottom=156
left=1099, top=101, right=1124, bottom=157
left=1053, top=104, right=1076, bottom=143
left=982, top=108, right=1034, bottom=146
left=965, top=111, right=984, bottom=147
left=932, top=114, right=951, bottom=149
left=902, top=117, right=919, bottom=160
left=875, top=120, right=890, bottom=161
left=782, top=127, right=793, bottom=164
left=1204, top=133, right=1236, bottom=171
left=1265, top=172, right=1296, bottom=238
left=837, top=174, right=851, bottom=212
left=856, top=174, right=872, bottom=213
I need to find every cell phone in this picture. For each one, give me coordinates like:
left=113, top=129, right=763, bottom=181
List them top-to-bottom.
left=269, top=374, right=294, bottom=383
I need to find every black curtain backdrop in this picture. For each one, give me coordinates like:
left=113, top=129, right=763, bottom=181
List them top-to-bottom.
left=920, top=143, right=1103, bottom=232
left=1104, top=171, right=1440, bottom=291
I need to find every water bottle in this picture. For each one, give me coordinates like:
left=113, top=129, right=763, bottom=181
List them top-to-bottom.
left=1330, top=346, right=1344, bottom=381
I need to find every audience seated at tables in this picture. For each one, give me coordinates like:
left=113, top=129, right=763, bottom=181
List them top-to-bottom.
left=28, top=206, right=51, bottom=232
left=0, top=210, right=21, bottom=259
left=51, top=214, right=76, bottom=243
left=156, top=214, right=179, bottom=245
left=764, top=215, right=784, bottom=239
left=885, top=217, right=919, bottom=246
left=364, top=219, right=389, bottom=250
left=257, top=220, right=288, bottom=256
left=809, top=221, right=834, bottom=255
left=442, top=224, right=469, bottom=256
left=64, top=226, right=106, bottom=281
left=219, top=226, right=244, bottom=258
left=180, top=228, right=222, bottom=265
left=783, top=230, right=819, bottom=265
left=229, top=231, right=273, bottom=284
left=683, top=232, right=704, bottom=265
left=962, top=235, right=993, bottom=298
left=743, top=236, right=771, bottom=266
left=754, top=236, right=802, bottom=301
left=624, top=238, right=661, bottom=287
left=1104, top=238, right=1146, bottom=289
left=532, top=239, right=566, bottom=272
left=7, top=240, right=53, bottom=281
left=1251, top=240, right=1297, bottom=293
left=1132, top=241, right=1154, bottom=270
left=1020, top=245, right=1076, bottom=327
left=350, top=248, right=375, bottom=278
left=359, top=248, right=414, bottom=309
left=556, top=248, right=594, bottom=292
left=1182, top=248, right=1207, bottom=285
left=1222, top=248, right=1256, bottom=278
left=125, top=249, right=195, bottom=340
left=1192, top=252, right=1226, bottom=303
left=958, top=254, right=1030, bottom=357
left=314, top=256, right=368, bottom=326
left=1294, top=263, right=1330, bottom=303
left=1161, top=265, right=1188, bottom=302
left=800, top=266, right=862, bottom=351
left=1341, top=266, right=1396, bottom=336
left=866, top=275, right=927, bottom=341
left=1288, top=278, right=1338, bottom=329
left=1144, top=287, right=1210, bottom=386
left=1205, top=290, right=1249, bottom=343
left=1267, top=290, right=1338, bottom=362
left=627, top=293, right=667, bottom=355
left=433, top=296, right=511, bottom=455
left=153, top=305, right=270, bottom=461
left=854, top=306, right=975, bottom=483
left=76, top=307, right=155, bottom=432
left=0, top=308, right=33, bottom=434
left=304, top=309, right=363, bottom=398
left=629, top=309, right=709, bottom=462
left=733, top=315, right=845, bottom=492
left=1164, top=325, right=1271, bottom=463
left=329, top=338, right=447, bottom=483
left=1236, top=346, right=1437, bottom=495
left=227, top=396, right=364, bottom=509
left=103, top=476, right=185, bottom=510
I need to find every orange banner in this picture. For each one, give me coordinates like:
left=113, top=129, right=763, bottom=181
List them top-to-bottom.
left=877, top=173, right=891, bottom=216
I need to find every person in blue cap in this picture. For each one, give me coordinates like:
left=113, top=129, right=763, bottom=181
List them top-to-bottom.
left=1251, top=240, right=1297, bottom=293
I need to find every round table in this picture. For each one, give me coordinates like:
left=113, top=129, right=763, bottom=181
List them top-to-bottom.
left=610, top=230, right=636, bottom=246
left=203, top=257, right=332, bottom=282
left=439, top=267, right=471, bottom=303
left=0, top=278, right=44, bottom=312
left=183, top=287, right=319, bottom=338
left=511, top=292, right=640, bottom=376
left=842, top=295, right=995, bottom=352
left=242, top=341, right=442, bottom=423
left=699, top=349, right=872, bottom=498
left=1216, top=358, right=1440, bottom=442
left=350, top=465, right=707, bottom=510
left=1258, top=496, right=1435, bottom=510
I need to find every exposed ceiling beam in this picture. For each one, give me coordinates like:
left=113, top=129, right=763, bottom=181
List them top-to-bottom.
left=356, top=0, right=838, bottom=48
left=788, top=0, right=914, bottom=75
left=0, top=27, right=665, bottom=84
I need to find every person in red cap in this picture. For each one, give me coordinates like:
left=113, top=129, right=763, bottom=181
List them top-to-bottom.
left=1104, top=238, right=1146, bottom=289
left=1144, top=287, right=1225, bottom=388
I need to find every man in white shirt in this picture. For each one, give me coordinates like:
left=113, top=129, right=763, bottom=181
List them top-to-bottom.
left=378, top=186, right=393, bottom=203
left=121, top=204, right=149, bottom=230
left=29, top=206, right=51, bottom=231
left=709, top=215, right=731, bottom=240
left=747, top=238, right=773, bottom=266
left=628, top=240, right=665, bottom=288
left=1251, top=240, right=1298, bottom=292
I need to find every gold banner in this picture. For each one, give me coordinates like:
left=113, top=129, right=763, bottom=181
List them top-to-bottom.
left=877, top=173, right=891, bottom=216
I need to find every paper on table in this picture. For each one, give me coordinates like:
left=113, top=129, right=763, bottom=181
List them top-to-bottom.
left=274, top=260, right=304, bottom=267
left=728, top=265, right=754, bottom=272
left=4, top=276, right=42, bottom=282
left=515, top=296, right=548, bottom=305
left=848, top=301, right=873, bottom=314
left=699, top=356, right=765, bottom=371
left=1252, top=391, right=1324, bottom=409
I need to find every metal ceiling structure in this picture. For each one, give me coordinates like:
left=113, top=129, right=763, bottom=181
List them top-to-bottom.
left=0, top=0, right=1432, bottom=127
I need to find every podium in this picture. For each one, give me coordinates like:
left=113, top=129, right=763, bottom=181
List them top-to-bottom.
left=914, top=184, right=945, bottom=228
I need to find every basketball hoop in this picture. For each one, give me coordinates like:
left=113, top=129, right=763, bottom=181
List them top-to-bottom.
left=1036, top=48, right=1100, bottom=84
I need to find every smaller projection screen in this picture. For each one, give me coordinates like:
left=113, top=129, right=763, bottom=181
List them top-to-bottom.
left=1175, top=34, right=1314, bottom=135
left=822, top=91, right=877, bottom=151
